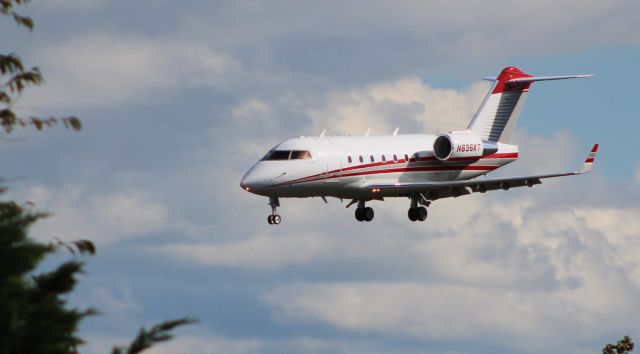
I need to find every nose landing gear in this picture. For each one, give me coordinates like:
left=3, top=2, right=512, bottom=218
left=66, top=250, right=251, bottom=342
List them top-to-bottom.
left=267, top=196, right=281, bottom=225
left=267, top=214, right=281, bottom=225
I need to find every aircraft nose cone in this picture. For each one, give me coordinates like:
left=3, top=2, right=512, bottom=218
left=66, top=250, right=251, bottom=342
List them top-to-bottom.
left=240, top=168, right=263, bottom=193
left=240, top=176, right=255, bottom=192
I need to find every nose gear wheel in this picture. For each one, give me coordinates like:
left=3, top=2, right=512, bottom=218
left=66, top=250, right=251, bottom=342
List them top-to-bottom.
left=266, top=197, right=282, bottom=225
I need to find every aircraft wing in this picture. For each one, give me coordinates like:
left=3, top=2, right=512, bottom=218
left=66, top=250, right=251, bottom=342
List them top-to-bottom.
left=369, top=144, right=598, bottom=200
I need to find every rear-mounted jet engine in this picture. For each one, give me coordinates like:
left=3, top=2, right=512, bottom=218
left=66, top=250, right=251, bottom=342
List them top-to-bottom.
left=433, top=131, right=498, bottom=161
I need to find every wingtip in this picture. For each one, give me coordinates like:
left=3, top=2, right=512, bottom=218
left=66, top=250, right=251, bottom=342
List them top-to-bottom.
left=579, top=143, right=599, bottom=173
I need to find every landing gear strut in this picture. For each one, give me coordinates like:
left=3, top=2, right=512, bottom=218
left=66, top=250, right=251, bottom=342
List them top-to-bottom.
left=408, top=194, right=429, bottom=222
left=267, top=196, right=281, bottom=225
left=354, top=200, right=374, bottom=222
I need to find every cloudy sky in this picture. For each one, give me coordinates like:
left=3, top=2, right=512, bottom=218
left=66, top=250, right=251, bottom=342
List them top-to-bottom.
left=2, top=1, right=640, bottom=353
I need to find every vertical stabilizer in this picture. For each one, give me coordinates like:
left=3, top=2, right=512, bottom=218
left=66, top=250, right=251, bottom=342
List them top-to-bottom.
left=467, top=67, right=532, bottom=143
left=467, top=67, right=592, bottom=143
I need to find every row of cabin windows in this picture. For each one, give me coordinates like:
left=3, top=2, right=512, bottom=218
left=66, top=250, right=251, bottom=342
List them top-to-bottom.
left=262, top=150, right=312, bottom=161
left=346, top=153, right=416, bottom=164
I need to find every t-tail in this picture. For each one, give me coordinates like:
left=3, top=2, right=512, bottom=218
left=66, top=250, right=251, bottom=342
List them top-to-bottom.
left=467, top=67, right=592, bottom=143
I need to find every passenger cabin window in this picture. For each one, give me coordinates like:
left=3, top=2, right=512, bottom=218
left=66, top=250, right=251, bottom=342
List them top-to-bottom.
left=263, top=150, right=311, bottom=161
left=393, top=154, right=398, bottom=162
left=404, top=154, right=409, bottom=161
left=359, top=155, right=364, bottom=163
left=370, top=155, right=374, bottom=163
left=381, top=155, right=386, bottom=162
left=347, top=156, right=352, bottom=163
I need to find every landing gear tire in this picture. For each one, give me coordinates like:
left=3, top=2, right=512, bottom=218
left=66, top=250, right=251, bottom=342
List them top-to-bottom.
left=267, top=197, right=281, bottom=225
left=354, top=200, right=373, bottom=222
left=417, top=206, right=427, bottom=221
left=364, top=207, right=374, bottom=222
left=408, top=207, right=427, bottom=222
left=408, top=208, right=417, bottom=222
left=267, top=214, right=281, bottom=225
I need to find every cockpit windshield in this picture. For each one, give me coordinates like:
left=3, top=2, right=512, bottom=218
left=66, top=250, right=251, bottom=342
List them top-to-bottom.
left=262, top=150, right=312, bottom=161
left=290, top=150, right=312, bottom=159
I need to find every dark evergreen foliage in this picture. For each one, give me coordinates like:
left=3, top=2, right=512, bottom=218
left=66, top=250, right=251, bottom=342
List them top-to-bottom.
left=0, top=199, right=95, bottom=353
left=111, top=318, right=197, bottom=354
left=604, top=336, right=635, bottom=354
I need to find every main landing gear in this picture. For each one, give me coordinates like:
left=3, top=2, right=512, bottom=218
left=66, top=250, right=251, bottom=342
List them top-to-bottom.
left=408, top=194, right=429, bottom=222
left=267, top=196, right=281, bottom=225
left=354, top=200, right=374, bottom=222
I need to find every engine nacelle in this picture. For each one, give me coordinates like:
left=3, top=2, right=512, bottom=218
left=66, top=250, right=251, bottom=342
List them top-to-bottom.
left=433, top=132, right=497, bottom=161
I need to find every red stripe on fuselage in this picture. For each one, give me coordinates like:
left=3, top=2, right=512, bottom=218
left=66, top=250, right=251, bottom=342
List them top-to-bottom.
left=272, top=153, right=518, bottom=186
left=274, top=165, right=500, bottom=187
left=338, top=165, right=499, bottom=179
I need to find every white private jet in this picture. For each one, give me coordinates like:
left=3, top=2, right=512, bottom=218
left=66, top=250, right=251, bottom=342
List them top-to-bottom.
left=240, top=66, right=598, bottom=225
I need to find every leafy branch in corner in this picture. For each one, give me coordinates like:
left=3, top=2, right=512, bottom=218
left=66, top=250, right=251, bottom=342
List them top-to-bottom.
left=0, top=0, right=34, bottom=30
left=1, top=0, right=81, bottom=133
left=111, top=318, right=197, bottom=354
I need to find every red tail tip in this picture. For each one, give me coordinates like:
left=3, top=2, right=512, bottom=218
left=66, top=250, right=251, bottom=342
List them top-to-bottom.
left=492, top=66, right=533, bottom=94
left=591, top=144, right=599, bottom=152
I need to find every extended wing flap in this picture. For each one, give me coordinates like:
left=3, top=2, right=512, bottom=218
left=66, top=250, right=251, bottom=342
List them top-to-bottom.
left=370, top=144, right=598, bottom=200
left=371, top=174, right=554, bottom=199
left=466, top=176, right=543, bottom=192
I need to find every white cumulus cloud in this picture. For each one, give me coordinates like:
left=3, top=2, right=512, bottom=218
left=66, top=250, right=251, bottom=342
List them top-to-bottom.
left=25, top=34, right=241, bottom=108
left=307, top=78, right=489, bottom=136
left=259, top=180, right=640, bottom=353
left=19, top=184, right=168, bottom=244
left=148, top=233, right=330, bottom=271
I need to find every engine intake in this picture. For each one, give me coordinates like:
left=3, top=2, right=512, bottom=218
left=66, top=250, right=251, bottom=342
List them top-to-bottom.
left=433, top=132, right=497, bottom=161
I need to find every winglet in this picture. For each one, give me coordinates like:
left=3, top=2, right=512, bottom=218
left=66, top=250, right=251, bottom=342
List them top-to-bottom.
left=578, top=144, right=599, bottom=174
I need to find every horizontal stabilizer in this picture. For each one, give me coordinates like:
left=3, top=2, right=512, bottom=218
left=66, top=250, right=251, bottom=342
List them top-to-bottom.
left=482, top=74, right=592, bottom=83
left=507, top=74, right=592, bottom=83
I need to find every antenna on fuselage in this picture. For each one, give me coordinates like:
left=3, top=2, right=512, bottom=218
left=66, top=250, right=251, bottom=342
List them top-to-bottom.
left=392, top=127, right=399, bottom=136
left=365, top=128, right=371, bottom=137
left=319, top=129, right=326, bottom=137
